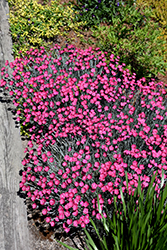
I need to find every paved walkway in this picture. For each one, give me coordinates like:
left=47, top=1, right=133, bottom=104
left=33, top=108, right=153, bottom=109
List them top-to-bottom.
left=0, top=0, right=30, bottom=249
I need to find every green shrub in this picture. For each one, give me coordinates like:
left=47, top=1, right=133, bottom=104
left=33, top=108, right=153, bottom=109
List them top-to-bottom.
left=8, top=0, right=85, bottom=57
left=70, top=0, right=132, bottom=27
left=136, top=0, right=167, bottom=64
left=91, top=3, right=167, bottom=81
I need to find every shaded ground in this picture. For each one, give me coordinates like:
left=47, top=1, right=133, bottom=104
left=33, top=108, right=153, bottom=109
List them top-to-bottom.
left=28, top=219, right=86, bottom=250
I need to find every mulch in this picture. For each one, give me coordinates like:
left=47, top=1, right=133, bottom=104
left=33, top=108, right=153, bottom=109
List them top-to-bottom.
left=28, top=219, right=86, bottom=250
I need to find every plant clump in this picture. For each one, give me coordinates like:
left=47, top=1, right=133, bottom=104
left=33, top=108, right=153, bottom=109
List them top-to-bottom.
left=8, top=0, right=85, bottom=57
left=71, top=0, right=129, bottom=27
left=136, top=0, right=167, bottom=64
left=90, top=3, right=167, bottom=81
left=1, top=45, right=167, bottom=234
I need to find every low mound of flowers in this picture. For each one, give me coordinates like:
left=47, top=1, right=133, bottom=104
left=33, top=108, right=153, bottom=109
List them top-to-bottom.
left=1, top=44, right=167, bottom=233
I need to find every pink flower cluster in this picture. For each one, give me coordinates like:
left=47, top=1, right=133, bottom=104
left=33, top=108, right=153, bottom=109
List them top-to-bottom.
left=1, top=44, right=167, bottom=232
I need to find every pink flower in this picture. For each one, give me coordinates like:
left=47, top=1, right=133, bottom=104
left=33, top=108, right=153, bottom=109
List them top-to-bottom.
left=5, top=60, right=9, bottom=66
left=47, top=151, right=52, bottom=156
left=42, top=153, right=48, bottom=162
left=95, top=153, right=100, bottom=158
left=49, top=157, right=54, bottom=163
left=44, top=166, right=49, bottom=172
left=50, top=173, right=55, bottom=179
left=31, top=176, right=36, bottom=182
left=61, top=182, right=67, bottom=189
left=92, top=183, right=98, bottom=189
left=114, top=189, right=119, bottom=195
left=40, top=198, right=46, bottom=205
left=50, top=199, right=55, bottom=206
left=32, top=203, right=37, bottom=209
left=83, top=208, right=89, bottom=214
left=42, top=209, right=47, bottom=215
left=59, top=213, right=65, bottom=220
left=96, top=213, right=102, bottom=220
left=45, top=217, right=51, bottom=223
left=67, top=219, right=72, bottom=225
left=73, top=220, right=79, bottom=227
left=50, top=221, right=55, bottom=227
left=81, top=222, right=86, bottom=228
left=64, top=227, right=70, bottom=233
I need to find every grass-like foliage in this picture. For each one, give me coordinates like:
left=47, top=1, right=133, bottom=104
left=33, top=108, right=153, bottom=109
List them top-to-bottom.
left=8, top=0, right=84, bottom=57
left=1, top=45, right=167, bottom=233
left=59, top=171, right=167, bottom=250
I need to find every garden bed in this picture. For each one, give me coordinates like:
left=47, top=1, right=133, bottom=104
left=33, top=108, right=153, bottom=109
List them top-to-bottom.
left=2, top=0, right=167, bottom=249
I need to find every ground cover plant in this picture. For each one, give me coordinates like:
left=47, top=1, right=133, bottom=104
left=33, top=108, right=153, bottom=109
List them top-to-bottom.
left=1, top=45, right=167, bottom=235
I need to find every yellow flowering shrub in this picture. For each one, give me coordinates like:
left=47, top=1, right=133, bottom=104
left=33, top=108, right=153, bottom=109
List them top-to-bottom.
left=8, top=0, right=85, bottom=57
left=136, top=0, right=167, bottom=64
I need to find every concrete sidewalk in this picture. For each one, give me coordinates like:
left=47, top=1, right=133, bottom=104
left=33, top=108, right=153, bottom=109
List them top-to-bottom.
left=0, top=0, right=30, bottom=249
